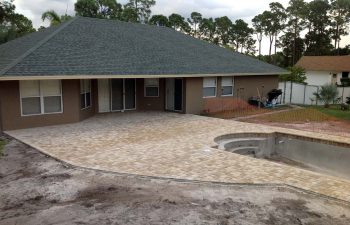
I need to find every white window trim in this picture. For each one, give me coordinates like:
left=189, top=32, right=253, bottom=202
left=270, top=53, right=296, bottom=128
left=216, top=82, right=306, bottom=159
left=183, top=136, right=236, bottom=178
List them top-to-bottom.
left=203, top=77, right=217, bottom=98
left=221, top=77, right=234, bottom=97
left=144, top=78, right=160, bottom=97
left=20, top=80, right=63, bottom=117
left=80, top=80, right=92, bottom=110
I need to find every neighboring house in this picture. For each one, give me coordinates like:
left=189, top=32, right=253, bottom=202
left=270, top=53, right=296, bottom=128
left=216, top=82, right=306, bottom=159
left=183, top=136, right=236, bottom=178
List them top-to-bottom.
left=0, top=17, right=287, bottom=131
left=296, top=55, right=350, bottom=86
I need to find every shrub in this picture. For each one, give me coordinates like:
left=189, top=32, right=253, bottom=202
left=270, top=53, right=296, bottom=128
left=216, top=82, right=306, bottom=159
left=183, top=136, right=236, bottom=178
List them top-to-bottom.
left=279, top=66, right=307, bottom=84
left=313, top=84, right=339, bottom=108
left=346, top=97, right=350, bottom=105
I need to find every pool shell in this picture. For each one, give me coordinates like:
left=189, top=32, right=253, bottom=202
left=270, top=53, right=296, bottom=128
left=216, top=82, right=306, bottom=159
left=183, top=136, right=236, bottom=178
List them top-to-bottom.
left=214, top=132, right=350, bottom=180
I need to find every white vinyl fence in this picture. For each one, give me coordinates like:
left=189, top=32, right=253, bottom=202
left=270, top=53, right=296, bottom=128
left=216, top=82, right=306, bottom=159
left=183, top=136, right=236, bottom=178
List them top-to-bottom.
left=278, top=81, right=350, bottom=106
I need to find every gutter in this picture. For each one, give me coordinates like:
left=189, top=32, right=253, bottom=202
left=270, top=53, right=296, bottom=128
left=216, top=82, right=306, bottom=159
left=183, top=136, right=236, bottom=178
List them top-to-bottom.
left=0, top=72, right=290, bottom=81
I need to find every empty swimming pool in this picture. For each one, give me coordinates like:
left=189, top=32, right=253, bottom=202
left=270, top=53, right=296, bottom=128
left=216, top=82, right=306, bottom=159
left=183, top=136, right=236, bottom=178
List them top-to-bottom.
left=214, top=133, right=350, bottom=180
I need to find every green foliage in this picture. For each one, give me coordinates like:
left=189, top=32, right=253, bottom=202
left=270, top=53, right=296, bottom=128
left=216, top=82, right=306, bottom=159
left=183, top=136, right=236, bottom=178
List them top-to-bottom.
left=0, top=0, right=35, bottom=44
left=75, top=0, right=122, bottom=19
left=125, top=0, right=155, bottom=23
left=304, top=0, right=333, bottom=55
left=330, top=0, right=350, bottom=51
left=120, top=7, right=138, bottom=22
left=41, top=10, right=72, bottom=26
left=187, top=12, right=202, bottom=37
left=168, top=13, right=190, bottom=33
left=149, top=14, right=169, bottom=27
left=214, top=16, right=232, bottom=45
left=198, top=17, right=216, bottom=43
left=231, top=19, right=255, bottom=54
left=280, top=66, right=307, bottom=83
left=313, top=84, right=339, bottom=108
left=315, top=105, right=350, bottom=120
left=0, top=139, right=5, bottom=157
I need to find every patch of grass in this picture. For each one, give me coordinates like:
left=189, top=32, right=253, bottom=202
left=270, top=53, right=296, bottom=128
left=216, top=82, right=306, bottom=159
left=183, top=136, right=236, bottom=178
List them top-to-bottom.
left=311, top=105, right=350, bottom=121
left=259, top=108, right=335, bottom=123
left=0, top=139, right=6, bottom=157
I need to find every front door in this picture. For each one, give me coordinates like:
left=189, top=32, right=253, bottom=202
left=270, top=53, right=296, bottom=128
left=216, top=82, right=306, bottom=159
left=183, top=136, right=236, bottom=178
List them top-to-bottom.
left=166, top=78, right=183, bottom=112
left=98, top=79, right=136, bottom=113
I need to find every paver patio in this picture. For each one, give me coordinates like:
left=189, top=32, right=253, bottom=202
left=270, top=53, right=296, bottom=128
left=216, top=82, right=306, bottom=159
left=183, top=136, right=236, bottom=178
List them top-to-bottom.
left=5, top=112, right=350, bottom=202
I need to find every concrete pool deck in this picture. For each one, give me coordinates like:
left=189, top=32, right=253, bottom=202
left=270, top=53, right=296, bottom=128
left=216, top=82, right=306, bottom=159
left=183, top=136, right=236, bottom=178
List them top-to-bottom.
left=5, top=112, right=350, bottom=202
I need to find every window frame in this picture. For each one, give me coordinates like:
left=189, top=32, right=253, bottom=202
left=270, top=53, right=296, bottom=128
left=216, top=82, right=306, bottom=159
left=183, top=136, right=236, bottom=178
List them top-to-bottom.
left=221, top=76, right=234, bottom=97
left=203, top=77, right=217, bottom=98
left=144, top=78, right=160, bottom=97
left=80, top=79, right=92, bottom=110
left=20, top=80, right=63, bottom=117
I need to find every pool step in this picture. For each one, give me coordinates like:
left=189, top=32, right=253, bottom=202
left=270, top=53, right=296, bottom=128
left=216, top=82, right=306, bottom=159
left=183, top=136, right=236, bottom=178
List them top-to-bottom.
left=218, top=138, right=267, bottom=151
left=226, top=146, right=259, bottom=156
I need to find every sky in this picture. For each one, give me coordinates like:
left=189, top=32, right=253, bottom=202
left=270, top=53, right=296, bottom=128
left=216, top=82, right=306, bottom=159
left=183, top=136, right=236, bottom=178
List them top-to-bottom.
left=13, top=0, right=350, bottom=55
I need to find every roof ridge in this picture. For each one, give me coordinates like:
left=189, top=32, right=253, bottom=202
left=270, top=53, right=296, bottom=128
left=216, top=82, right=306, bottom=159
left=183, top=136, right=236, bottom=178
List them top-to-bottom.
left=0, top=17, right=78, bottom=76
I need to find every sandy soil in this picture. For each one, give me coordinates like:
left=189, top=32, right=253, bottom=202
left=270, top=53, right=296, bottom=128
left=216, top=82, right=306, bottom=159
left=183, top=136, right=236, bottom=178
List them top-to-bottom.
left=240, top=119, right=350, bottom=138
left=1, top=137, right=350, bottom=225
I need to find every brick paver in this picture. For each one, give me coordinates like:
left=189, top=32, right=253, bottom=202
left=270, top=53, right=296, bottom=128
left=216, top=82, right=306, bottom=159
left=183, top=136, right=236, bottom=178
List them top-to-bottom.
left=6, top=112, right=350, bottom=201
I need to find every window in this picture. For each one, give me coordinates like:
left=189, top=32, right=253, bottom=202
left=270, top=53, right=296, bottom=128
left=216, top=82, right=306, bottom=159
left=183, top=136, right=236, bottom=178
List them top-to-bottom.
left=342, top=72, right=349, bottom=78
left=203, top=77, right=217, bottom=98
left=221, top=77, right=234, bottom=96
left=144, top=78, right=159, bottom=97
left=20, top=80, right=62, bottom=116
left=80, top=80, right=91, bottom=109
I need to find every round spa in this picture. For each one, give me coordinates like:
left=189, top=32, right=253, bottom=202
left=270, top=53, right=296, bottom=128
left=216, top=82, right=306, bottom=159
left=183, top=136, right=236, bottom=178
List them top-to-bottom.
left=214, top=132, right=350, bottom=180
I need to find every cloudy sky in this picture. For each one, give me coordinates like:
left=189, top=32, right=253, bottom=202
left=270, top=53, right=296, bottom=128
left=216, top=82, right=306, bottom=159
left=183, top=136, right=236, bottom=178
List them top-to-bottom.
left=13, top=0, right=349, bottom=54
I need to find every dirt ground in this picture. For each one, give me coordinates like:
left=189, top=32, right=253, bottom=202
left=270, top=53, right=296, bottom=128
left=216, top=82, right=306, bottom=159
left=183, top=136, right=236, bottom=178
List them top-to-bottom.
left=239, top=119, right=350, bottom=138
left=1, top=137, right=350, bottom=225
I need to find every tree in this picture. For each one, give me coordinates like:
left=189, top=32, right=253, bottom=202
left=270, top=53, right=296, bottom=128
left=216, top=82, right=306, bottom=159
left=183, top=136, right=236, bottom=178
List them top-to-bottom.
left=0, top=0, right=35, bottom=44
left=0, top=0, right=15, bottom=24
left=75, top=0, right=122, bottom=19
left=125, top=0, right=155, bottom=23
left=286, top=0, right=308, bottom=65
left=304, top=0, right=333, bottom=56
left=330, top=0, right=350, bottom=54
left=269, top=2, right=287, bottom=63
left=120, top=7, right=138, bottom=22
left=42, top=10, right=72, bottom=26
left=260, top=11, right=276, bottom=61
left=187, top=12, right=202, bottom=37
left=169, top=13, right=190, bottom=33
left=149, top=14, right=169, bottom=27
left=252, top=14, right=264, bottom=59
left=214, top=16, right=232, bottom=46
left=198, top=18, right=216, bottom=43
left=231, top=19, right=255, bottom=54
left=280, top=32, right=305, bottom=67
left=280, top=66, right=307, bottom=83
left=313, top=84, right=339, bottom=108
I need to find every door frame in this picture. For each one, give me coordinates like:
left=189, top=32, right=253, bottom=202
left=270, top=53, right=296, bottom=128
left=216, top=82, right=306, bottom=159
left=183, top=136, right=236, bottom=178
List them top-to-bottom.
left=110, top=78, right=136, bottom=112
left=165, top=78, right=184, bottom=112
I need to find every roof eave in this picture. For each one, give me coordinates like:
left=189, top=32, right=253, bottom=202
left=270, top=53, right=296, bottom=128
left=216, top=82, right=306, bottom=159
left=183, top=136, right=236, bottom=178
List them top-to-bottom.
left=0, top=72, right=289, bottom=81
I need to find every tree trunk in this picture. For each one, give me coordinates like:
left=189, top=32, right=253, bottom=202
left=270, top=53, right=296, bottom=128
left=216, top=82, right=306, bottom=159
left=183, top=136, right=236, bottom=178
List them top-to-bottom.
left=274, top=33, right=278, bottom=65
left=269, top=34, right=273, bottom=63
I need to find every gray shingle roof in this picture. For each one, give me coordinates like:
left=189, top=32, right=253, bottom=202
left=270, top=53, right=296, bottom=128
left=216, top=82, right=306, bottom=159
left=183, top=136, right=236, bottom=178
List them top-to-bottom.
left=0, top=16, right=287, bottom=77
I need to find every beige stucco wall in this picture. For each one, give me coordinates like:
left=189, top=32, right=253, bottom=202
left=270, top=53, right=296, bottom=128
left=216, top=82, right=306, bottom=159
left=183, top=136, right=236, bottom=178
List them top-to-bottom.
left=185, top=75, right=279, bottom=115
left=234, top=75, right=279, bottom=100
left=185, top=77, right=204, bottom=114
left=136, top=78, right=166, bottom=111
left=0, top=80, right=97, bottom=131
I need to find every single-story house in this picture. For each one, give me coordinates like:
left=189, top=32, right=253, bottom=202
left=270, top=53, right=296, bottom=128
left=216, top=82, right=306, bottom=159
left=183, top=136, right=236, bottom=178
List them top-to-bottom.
left=0, top=17, right=287, bottom=131
left=295, top=55, right=350, bottom=86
